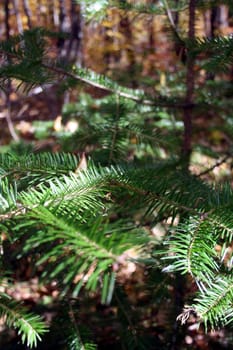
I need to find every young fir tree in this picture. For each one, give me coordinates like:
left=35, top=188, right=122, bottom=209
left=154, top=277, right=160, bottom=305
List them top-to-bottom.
left=0, top=0, right=233, bottom=349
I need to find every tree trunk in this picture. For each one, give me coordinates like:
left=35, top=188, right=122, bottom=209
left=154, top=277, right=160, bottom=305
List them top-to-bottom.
left=4, top=0, right=10, bottom=40
left=12, top=0, right=24, bottom=33
left=22, top=0, right=32, bottom=29
left=36, top=0, right=42, bottom=26
left=48, top=0, right=55, bottom=28
left=57, top=0, right=68, bottom=58
left=182, top=0, right=196, bottom=168
left=66, top=1, right=83, bottom=63
left=119, top=13, right=137, bottom=88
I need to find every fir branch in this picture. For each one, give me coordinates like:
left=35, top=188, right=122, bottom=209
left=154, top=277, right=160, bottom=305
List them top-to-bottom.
left=0, top=28, right=199, bottom=109
left=188, top=36, right=233, bottom=72
left=19, top=207, right=145, bottom=296
left=163, top=217, right=219, bottom=282
left=193, top=276, right=233, bottom=328
left=0, top=295, right=47, bottom=348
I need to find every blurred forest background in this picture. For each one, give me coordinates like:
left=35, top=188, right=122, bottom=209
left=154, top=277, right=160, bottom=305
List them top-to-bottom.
left=1, top=0, right=232, bottom=151
left=1, top=1, right=233, bottom=350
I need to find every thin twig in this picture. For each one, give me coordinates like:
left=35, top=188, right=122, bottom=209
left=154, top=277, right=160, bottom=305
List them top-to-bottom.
left=162, top=0, right=177, bottom=30
left=162, top=0, right=184, bottom=45
left=5, top=106, right=20, bottom=141
left=198, top=154, right=231, bottom=177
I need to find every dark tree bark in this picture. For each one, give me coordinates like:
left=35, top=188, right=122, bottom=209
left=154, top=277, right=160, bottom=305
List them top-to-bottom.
left=4, top=0, right=10, bottom=40
left=57, top=0, right=68, bottom=57
left=57, top=0, right=83, bottom=64
left=174, top=0, right=179, bottom=27
left=182, top=0, right=196, bottom=168
left=66, top=1, right=83, bottom=63
left=3, top=2, right=19, bottom=140
left=169, top=4, right=197, bottom=345
left=204, top=5, right=229, bottom=80
left=205, top=5, right=229, bottom=38
left=215, top=5, right=229, bottom=30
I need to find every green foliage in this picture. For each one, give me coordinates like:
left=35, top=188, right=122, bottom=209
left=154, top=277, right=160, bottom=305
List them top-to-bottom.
left=1, top=1, right=233, bottom=348
left=0, top=28, right=52, bottom=90
left=188, top=36, right=233, bottom=72
left=60, top=93, right=178, bottom=163
left=2, top=149, right=233, bottom=341
left=0, top=294, right=47, bottom=348
left=50, top=302, right=97, bottom=350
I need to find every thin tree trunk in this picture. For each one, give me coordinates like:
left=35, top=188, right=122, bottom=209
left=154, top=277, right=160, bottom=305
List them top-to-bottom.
left=4, top=0, right=10, bottom=40
left=4, top=0, right=19, bottom=141
left=12, top=0, right=24, bottom=33
left=22, top=0, right=32, bottom=29
left=36, top=0, right=42, bottom=26
left=48, top=0, right=55, bottom=28
left=53, top=0, right=60, bottom=27
left=58, top=0, right=68, bottom=58
left=59, top=0, right=66, bottom=31
left=174, top=0, right=179, bottom=27
left=182, top=0, right=196, bottom=168
left=53, top=1, right=59, bottom=29
left=66, top=1, right=82, bottom=63
left=169, top=4, right=196, bottom=348
left=208, top=5, right=229, bottom=36
left=211, top=5, right=229, bottom=31
left=219, top=5, right=229, bottom=30
left=204, top=8, right=212, bottom=38
left=119, top=13, right=137, bottom=88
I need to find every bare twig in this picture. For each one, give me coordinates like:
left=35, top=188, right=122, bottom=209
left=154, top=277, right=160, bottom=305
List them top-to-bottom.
left=162, top=0, right=177, bottom=30
left=5, top=106, right=20, bottom=141
left=198, top=155, right=231, bottom=177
